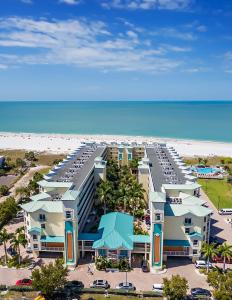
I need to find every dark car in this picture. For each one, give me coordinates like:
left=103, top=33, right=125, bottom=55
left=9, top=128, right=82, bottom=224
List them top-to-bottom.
left=7, top=246, right=17, bottom=256
left=141, top=260, right=150, bottom=272
left=65, top=280, right=84, bottom=289
left=191, top=288, right=211, bottom=299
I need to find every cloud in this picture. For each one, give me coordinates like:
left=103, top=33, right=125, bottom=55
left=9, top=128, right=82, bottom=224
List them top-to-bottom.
left=59, top=0, right=81, bottom=5
left=102, top=0, right=193, bottom=10
left=0, top=17, right=187, bottom=73
left=152, top=27, right=197, bottom=41
left=0, top=63, right=8, bottom=69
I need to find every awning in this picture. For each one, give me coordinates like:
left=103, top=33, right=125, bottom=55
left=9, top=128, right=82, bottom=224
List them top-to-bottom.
left=40, top=236, right=64, bottom=243
left=164, top=239, right=190, bottom=247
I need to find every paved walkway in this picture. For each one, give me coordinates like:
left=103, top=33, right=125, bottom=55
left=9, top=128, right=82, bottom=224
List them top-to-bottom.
left=0, top=165, right=49, bottom=203
left=200, top=188, right=232, bottom=244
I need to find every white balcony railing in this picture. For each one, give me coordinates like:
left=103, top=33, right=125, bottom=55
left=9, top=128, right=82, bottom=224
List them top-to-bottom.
left=41, top=246, right=64, bottom=252
left=164, top=251, right=189, bottom=256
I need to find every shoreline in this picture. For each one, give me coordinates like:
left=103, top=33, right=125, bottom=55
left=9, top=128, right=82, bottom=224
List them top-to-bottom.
left=0, top=132, right=232, bottom=157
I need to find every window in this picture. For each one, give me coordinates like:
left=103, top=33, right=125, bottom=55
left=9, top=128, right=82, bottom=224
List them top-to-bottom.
left=66, top=211, right=72, bottom=219
left=39, top=214, right=46, bottom=221
left=155, top=214, right=161, bottom=221
left=204, top=216, right=207, bottom=222
left=184, top=218, right=192, bottom=225
left=41, top=224, right=46, bottom=229
left=203, top=226, right=206, bottom=232
left=185, top=228, right=190, bottom=234
left=33, top=235, right=37, bottom=241
left=193, top=240, right=198, bottom=246
left=33, top=244, right=38, bottom=249
left=193, top=249, right=198, bottom=255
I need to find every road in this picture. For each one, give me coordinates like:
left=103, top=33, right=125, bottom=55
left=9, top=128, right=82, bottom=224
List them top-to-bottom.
left=0, top=165, right=49, bottom=203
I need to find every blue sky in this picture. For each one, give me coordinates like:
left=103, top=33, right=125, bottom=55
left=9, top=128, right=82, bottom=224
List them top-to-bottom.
left=0, top=0, right=232, bottom=100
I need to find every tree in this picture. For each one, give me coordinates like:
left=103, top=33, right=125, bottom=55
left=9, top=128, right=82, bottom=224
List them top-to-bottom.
left=25, top=151, right=36, bottom=161
left=15, top=158, right=26, bottom=169
left=203, top=158, right=208, bottom=166
left=33, top=172, right=43, bottom=182
left=96, top=180, right=113, bottom=214
left=0, top=185, right=9, bottom=196
left=16, top=186, right=30, bottom=200
left=0, top=197, right=18, bottom=229
left=0, top=228, right=12, bottom=264
left=10, top=231, right=27, bottom=265
left=201, top=242, right=218, bottom=273
left=218, top=242, right=232, bottom=272
left=32, top=259, right=68, bottom=298
left=207, top=269, right=232, bottom=299
left=163, top=275, right=188, bottom=300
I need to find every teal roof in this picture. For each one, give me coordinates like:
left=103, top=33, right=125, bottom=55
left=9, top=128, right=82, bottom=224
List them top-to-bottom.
left=38, top=180, right=73, bottom=189
left=162, top=183, right=201, bottom=190
left=61, top=189, right=79, bottom=201
left=30, top=192, right=51, bottom=202
left=150, top=192, right=166, bottom=203
left=21, top=201, right=63, bottom=213
left=164, top=203, right=212, bottom=217
left=93, top=212, right=133, bottom=250
left=28, top=227, right=41, bottom=234
left=188, top=232, right=203, bottom=239
left=78, top=233, right=101, bottom=241
left=130, top=235, right=150, bottom=243
left=40, top=236, right=64, bottom=243
left=164, top=239, right=190, bottom=247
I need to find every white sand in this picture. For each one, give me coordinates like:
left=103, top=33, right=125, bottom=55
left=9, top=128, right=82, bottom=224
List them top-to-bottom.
left=0, top=132, right=232, bottom=157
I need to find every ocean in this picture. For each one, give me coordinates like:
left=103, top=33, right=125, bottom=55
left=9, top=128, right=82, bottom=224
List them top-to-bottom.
left=0, top=101, right=232, bottom=142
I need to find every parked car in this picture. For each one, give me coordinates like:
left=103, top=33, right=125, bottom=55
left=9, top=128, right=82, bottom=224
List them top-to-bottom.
left=218, top=208, right=232, bottom=215
left=16, top=210, right=24, bottom=218
left=7, top=246, right=17, bottom=256
left=212, top=255, right=232, bottom=264
left=141, top=260, right=150, bottom=272
left=195, top=260, right=213, bottom=269
left=28, top=262, right=37, bottom=270
left=16, top=278, right=32, bottom=286
left=65, top=280, right=84, bottom=289
left=90, top=280, right=110, bottom=289
left=116, top=282, right=136, bottom=291
left=152, top=283, right=164, bottom=295
left=191, top=288, right=211, bottom=299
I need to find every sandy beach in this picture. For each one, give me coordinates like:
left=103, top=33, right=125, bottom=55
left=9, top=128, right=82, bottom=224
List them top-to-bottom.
left=0, top=132, right=232, bottom=157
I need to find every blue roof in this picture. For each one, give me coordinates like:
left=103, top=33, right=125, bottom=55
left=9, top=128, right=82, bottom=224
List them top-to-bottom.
left=93, top=212, right=134, bottom=250
left=28, top=227, right=41, bottom=234
left=78, top=232, right=101, bottom=241
left=188, top=232, right=203, bottom=239
left=40, top=236, right=64, bottom=243
left=164, top=239, right=190, bottom=247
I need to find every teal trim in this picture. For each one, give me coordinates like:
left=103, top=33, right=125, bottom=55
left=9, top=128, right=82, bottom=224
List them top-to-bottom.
left=65, top=221, right=75, bottom=264
left=152, top=223, right=162, bottom=267
left=28, top=227, right=41, bottom=234
left=188, top=232, right=203, bottom=239
left=78, top=233, right=101, bottom=241
left=130, top=235, right=150, bottom=243
left=40, top=236, right=64, bottom=243
left=164, top=239, right=190, bottom=247
left=98, top=249, right=106, bottom=256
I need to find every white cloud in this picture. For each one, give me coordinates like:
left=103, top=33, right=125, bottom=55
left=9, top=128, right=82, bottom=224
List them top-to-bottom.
left=59, top=0, right=81, bottom=5
left=102, top=0, right=193, bottom=10
left=0, top=17, right=185, bottom=73
left=152, top=27, right=196, bottom=41
left=0, top=64, right=8, bottom=69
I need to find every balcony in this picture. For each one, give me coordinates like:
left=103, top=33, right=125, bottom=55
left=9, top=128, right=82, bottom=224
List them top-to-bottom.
left=183, top=221, right=193, bottom=227
left=41, top=246, right=64, bottom=252
left=163, top=251, right=189, bottom=256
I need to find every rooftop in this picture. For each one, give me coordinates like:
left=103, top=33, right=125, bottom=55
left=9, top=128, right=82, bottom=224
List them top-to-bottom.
left=21, top=200, right=64, bottom=213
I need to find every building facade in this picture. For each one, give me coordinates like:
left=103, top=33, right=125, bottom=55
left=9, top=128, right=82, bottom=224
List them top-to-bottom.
left=21, top=142, right=212, bottom=270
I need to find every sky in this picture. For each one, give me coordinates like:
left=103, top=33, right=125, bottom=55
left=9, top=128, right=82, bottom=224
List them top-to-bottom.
left=0, top=0, right=232, bottom=101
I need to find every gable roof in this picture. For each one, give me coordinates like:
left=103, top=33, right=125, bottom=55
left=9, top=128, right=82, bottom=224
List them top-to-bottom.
left=38, top=180, right=73, bottom=189
left=162, top=183, right=201, bottom=190
left=61, top=189, right=79, bottom=201
left=30, top=192, right=51, bottom=202
left=21, top=201, right=63, bottom=213
left=164, top=203, right=212, bottom=217
left=93, top=212, right=134, bottom=250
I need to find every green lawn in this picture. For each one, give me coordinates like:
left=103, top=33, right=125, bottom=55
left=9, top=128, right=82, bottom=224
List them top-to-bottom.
left=198, top=179, right=232, bottom=209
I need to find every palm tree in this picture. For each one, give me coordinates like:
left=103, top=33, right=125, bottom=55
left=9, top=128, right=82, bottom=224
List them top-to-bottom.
left=203, top=158, right=208, bottom=166
left=96, top=180, right=113, bottom=215
left=128, top=182, right=146, bottom=216
left=118, top=184, right=129, bottom=212
left=15, top=186, right=30, bottom=201
left=0, top=228, right=12, bottom=264
left=10, top=232, right=27, bottom=265
left=201, top=242, right=218, bottom=273
left=218, top=242, right=232, bottom=272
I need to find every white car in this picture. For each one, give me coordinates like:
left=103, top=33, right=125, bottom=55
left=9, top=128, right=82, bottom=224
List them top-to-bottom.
left=195, top=260, right=213, bottom=269
left=116, top=282, right=135, bottom=291
left=152, top=283, right=164, bottom=295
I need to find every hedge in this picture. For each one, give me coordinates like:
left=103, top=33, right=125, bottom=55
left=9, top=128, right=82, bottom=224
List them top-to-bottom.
left=0, top=284, right=7, bottom=291
left=8, top=285, right=35, bottom=292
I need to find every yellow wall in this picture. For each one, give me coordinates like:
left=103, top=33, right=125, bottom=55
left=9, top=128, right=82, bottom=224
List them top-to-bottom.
left=30, top=212, right=64, bottom=236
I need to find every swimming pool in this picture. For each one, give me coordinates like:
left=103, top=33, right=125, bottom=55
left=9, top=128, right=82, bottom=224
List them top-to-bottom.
left=192, top=167, right=221, bottom=174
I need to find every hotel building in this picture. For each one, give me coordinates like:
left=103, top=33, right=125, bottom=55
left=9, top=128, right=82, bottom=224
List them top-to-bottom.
left=21, top=142, right=212, bottom=271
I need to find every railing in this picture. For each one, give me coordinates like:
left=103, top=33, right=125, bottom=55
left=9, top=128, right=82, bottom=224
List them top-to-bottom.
left=41, top=246, right=64, bottom=252
left=82, top=246, right=95, bottom=251
left=133, top=247, right=146, bottom=252
left=164, top=251, right=189, bottom=256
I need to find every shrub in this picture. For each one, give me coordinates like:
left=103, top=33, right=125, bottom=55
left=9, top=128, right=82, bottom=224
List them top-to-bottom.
left=0, top=285, right=7, bottom=291
left=8, top=285, right=34, bottom=292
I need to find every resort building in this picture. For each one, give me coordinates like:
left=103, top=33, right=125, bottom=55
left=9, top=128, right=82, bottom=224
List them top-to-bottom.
left=21, top=142, right=212, bottom=271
